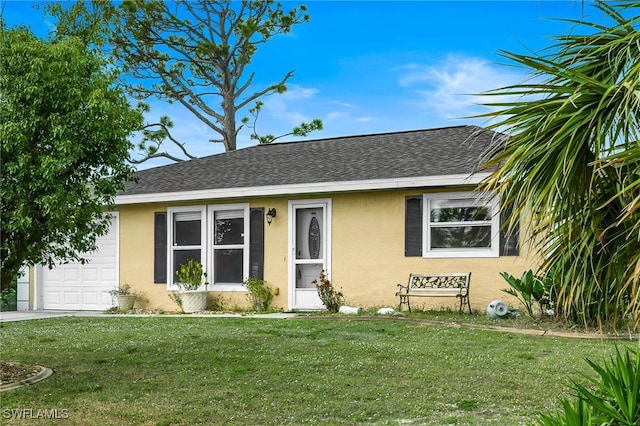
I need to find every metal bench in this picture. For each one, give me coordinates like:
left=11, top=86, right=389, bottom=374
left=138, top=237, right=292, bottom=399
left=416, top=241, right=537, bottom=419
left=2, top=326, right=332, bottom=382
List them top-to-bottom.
left=396, top=273, right=471, bottom=313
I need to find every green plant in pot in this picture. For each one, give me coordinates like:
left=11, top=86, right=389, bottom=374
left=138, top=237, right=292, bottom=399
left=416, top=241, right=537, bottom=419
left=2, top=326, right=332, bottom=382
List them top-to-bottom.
left=173, top=259, right=208, bottom=313
left=108, top=283, right=138, bottom=311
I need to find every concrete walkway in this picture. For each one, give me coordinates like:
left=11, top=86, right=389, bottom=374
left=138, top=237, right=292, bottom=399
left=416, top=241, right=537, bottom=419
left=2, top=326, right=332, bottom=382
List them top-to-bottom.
left=0, top=310, right=296, bottom=323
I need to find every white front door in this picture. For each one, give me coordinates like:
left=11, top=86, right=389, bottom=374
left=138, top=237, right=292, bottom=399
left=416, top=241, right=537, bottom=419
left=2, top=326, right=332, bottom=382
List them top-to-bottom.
left=289, top=199, right=331, bottom=310
left=40, top=213, right=119, bottom=310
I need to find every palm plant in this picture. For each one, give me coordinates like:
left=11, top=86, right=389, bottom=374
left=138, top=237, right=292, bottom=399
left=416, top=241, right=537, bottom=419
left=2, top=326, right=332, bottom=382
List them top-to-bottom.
left=478, top=1, right=640, bottom=328
left=500, top=270, right=550, bottom=318
left=534, top=347, right=640, bottom=425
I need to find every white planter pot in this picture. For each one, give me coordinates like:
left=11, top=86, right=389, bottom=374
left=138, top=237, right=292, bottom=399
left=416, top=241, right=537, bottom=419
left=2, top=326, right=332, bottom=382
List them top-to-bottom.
left=180, top=290, right=207, bottom=313
left=117, top=295, right=136, bottom=310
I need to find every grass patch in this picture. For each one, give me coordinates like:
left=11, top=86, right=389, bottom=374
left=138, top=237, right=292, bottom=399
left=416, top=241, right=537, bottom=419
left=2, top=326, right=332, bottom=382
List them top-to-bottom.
left=348, top=308, right=639, bottom=336
left=0, top=316, right=637, bottom=425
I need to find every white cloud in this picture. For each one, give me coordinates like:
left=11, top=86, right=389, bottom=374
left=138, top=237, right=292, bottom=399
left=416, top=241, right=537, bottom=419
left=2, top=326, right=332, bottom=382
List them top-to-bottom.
left=396, top=54, right=525, bottom=120
left=393, top=63, right=422, bottom=73
left=255, top=84, right=325, bottom=128
left=281, top=84, right=319, bottom=100
left=260, top=97, right=313, bottom=127
left=331, top=101, right=358, bottom=109
left=326, top=111, right=349, bottom=121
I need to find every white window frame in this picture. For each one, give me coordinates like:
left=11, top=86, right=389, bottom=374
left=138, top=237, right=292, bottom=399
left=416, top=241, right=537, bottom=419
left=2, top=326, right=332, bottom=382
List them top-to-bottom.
left=422, top=192, right=499, bottom=258
left=207, top=203, right=250, bottom=291
left=167, top=206, right=207, bottom=289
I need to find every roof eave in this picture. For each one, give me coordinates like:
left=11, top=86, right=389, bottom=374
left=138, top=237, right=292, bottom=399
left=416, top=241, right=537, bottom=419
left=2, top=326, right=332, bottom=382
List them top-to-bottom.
left=114, top=173, right=491, bottom=205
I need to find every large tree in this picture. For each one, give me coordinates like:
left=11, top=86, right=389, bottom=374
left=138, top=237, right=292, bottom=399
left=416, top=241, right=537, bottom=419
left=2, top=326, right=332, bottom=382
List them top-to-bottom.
left=51, top=0, right=322, bottom=163
left=479, top=1, right=640, bottom=327
left=0, top=24, right=141, bottom=290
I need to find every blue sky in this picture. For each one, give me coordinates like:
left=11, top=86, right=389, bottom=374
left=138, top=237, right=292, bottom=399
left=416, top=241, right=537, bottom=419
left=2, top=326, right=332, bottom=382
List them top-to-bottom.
left=3, top=1, right=604, bottom=168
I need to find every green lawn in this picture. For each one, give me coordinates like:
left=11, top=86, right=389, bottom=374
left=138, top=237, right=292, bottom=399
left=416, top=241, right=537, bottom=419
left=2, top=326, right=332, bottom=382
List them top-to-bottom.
left=0, top=316, right=636, bottom=425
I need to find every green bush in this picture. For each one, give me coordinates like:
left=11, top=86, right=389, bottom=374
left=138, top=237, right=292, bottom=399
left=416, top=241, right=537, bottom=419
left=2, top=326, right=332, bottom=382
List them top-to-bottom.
left=243, top=277, right=273, bottom=312
left=0, top=287, right=17, bottom=312
left=534, top=346, right=640, bottom=425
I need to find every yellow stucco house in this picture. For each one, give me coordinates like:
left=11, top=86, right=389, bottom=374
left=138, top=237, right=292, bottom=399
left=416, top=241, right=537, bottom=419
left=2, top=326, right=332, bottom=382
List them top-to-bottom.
left=26, top=125, right=532, bottom=312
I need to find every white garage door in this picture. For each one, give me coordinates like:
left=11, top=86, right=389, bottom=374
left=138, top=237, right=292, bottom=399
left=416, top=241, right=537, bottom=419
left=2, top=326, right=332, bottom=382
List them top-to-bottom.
left=42, top=213, right=119, bottom=310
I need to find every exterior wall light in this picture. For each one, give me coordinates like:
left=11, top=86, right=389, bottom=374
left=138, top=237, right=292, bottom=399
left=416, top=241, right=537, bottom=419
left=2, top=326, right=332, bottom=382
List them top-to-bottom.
left=266, top=208, right=277, bottom=226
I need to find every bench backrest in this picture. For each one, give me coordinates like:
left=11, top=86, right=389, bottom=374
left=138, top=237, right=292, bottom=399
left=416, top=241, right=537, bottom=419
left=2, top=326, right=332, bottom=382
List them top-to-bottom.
left=408, top=273, right=471, bottom=291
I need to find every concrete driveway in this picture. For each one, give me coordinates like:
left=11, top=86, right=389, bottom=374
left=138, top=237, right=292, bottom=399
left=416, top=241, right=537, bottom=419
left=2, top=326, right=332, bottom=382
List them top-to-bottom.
left=0, top=310, right=107, bottom=323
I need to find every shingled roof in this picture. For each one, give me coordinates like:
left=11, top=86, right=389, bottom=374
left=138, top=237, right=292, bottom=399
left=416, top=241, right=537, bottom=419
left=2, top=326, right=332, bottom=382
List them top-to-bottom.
left=119, top=125, right=502, bottom=200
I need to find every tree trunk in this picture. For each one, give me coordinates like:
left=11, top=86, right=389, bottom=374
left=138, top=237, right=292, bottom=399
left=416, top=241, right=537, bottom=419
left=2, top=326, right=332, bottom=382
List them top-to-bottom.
left=221, top=80, right=237, bottom=151
left=1, top=269, right=17, bottom=293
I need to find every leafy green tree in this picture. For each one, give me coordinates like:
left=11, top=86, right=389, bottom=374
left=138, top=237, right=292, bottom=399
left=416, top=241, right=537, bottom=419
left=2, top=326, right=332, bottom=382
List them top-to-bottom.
left=51, top=0, right=323, bottom=163
left=479, top=1, right=640, bottom=327
left=0, top=24, right=141, bottom=290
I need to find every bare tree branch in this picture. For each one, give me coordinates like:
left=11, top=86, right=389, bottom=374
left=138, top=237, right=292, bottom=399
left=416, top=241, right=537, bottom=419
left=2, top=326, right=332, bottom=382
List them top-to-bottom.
left=51, top=0, right=320, bottom=162
left=129, top=120, right=196, bottom=164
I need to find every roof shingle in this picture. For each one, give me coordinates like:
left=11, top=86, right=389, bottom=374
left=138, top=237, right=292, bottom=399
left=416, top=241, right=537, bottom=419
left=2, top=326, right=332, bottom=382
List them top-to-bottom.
left=122, top=125, right=501, bottom=196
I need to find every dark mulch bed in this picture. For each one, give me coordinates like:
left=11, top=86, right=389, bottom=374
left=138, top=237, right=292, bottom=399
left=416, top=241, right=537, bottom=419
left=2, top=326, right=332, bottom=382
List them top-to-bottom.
left=1, top=361, right=41, bottom=386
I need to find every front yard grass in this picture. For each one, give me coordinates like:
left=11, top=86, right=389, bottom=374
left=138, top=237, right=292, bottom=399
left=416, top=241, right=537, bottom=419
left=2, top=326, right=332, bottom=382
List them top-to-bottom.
left=1, top=316, right=637, bottom=425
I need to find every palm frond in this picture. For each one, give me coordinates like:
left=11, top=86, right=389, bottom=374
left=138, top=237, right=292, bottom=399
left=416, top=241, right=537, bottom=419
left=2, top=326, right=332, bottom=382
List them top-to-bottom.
left=478, top=0, right=640, bottom=327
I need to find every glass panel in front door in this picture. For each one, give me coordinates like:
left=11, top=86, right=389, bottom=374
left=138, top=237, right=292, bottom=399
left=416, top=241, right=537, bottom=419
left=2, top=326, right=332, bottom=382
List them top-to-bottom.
left=295, top=207, right=324, bottom=289
left=296, top=208, right=323, bottom=259
left=296, top=264, right=322, bottom=289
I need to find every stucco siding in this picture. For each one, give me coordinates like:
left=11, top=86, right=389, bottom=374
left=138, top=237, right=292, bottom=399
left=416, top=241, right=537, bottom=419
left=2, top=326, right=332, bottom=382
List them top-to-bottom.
left=117, top=189, right=536, bottom=313
left=330, top=190, right=532, bottom=310
left=118, top=204, right=172, bottom=310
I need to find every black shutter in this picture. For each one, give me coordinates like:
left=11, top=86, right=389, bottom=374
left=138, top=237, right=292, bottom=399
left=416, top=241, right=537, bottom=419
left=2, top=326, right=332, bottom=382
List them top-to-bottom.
left=405, top=197, right=422, bottom=256
left=499, top=206, right=520, bottom=256
left=249, top=208, right=265, bottom=279
left=154, top=212, right=168, bottom=283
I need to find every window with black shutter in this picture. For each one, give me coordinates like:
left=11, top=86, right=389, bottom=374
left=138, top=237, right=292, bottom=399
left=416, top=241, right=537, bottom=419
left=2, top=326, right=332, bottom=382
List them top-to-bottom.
left=405, top=192, right=517, bottom=258
left=405, top=196, right=422, bottom=256
left=161, top=204, right=258, bottom=288
left=499, top=205, right=520, bottom=256
left=249, top=208, right=265, bottom=280
left=154, top=212, right=167, bottom=283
